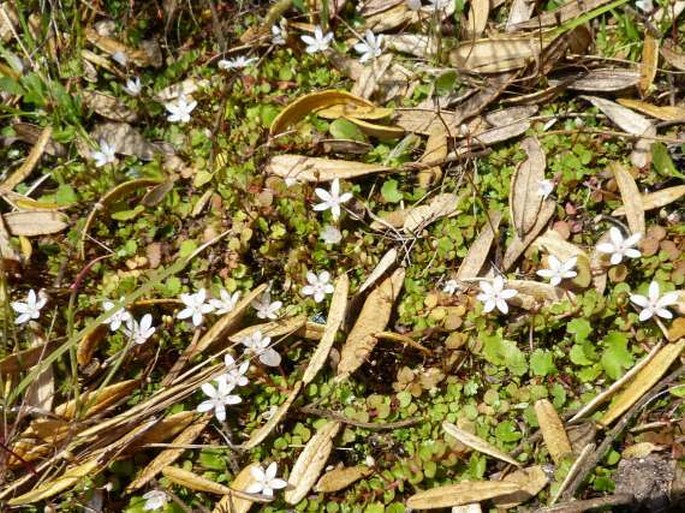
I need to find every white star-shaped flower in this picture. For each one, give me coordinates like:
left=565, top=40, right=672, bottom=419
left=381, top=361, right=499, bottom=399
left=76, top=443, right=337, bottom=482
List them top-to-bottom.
left=635, top=0, right=653, bottom=12
left=272, top=18, right=287, bottom=45
left=300, top=25, right=334, bottom=54
left=353, top=30, right=383, bottom=64
left=218, top=55, right=257, bottom=70
left=123, top=76, right=142, bottom=96
left=165, top=94, right=197, bottom=124
left=91, top=139, right=117, bottom=168
left=313, top=178, right=353, bottom=220
left=537, top=179, right=554, bottom=200
left=320, top=225, right=342, bottom=244
left=596, top=227, right=642, bottom=265
left=536, top=255, right=577, bottom=286
left=301, top=270, right=335, bottom=303
left=476, top=276, right=518, bottom=314
left=443, top=279, right=459, bottom=295
left=630, top=281, right=680, bottom=322
left=177, top=288, right=215, bottom=327
left=11, top=289, right=47, bottom=325
left=210, top=289, right=241, bottom=315
left=251, top=291, right=283, bottom=320
left=102, top=298, right=132, bottom=332
left=123, top=314, right=156, bottom=345
left=241, top=330, right=281, bottom=367
left=223, top=354, right=250, bottom=387
left=196, top=378, right=242, bottom=422
left=245, top=462, right=288, bottom=497
left=142, top=490, right=168, bottom=511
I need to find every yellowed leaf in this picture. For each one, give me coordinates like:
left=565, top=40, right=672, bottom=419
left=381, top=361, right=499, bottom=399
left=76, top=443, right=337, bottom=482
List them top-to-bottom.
left=85, top=27, right=159, bottom=67
left=351, top=53, right=393, bottom=99
left=616, top=98, right=685, bottom=121
left=345, top=117, right=404, bottom=140
left=0, top=125, right=52, bottom=191
left=418, top=129, right=448, bottom=187
left=510, top=137, right=546, bottom=238
left=266, top=154, right=390, bottom=183
left=610, top=162, right=645, bottom=237
left=612, top=185, right=685, bottom=216
left=502, top=199, right=555, bottom=271
left=3, top=211, right=69, bottom=237
left=457, top=211, right=502, bottom=280
left=336, top=268, right=405, bottom=380
left=303, top=275, right=349, bottom=384
left=599, top=339, right=685, bottom=427
left=55, top=379, right=139, bottom=420
left=243, top=382, right=303, bottom=450
left=535, top=399, right=572, bottom=465
left=127, top=414, right=211, bottom=492
left=285, top=421, right=341, bottom=504
left=443, top=421, right=522, bottom=467
left=622, top=442, right=663, bottom=459
left=314, top=464, right=373, bottom=493
left=493, top=465, right=550, bottom=508
left=162, top=466, right=232, bottom=495
left=407, top=481, right=521, bottom=509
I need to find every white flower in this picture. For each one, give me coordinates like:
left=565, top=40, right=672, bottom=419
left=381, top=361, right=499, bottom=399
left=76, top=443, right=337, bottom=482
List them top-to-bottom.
left=406, top=0, right=422, bottom=10
left=635, top=0, right=653, bottom=12
left=272, top=18, right=287, bottom=45
left=300, top=25, right=333, bottom=54
left=354, top=30, right=383, bottom=64
left=111, top=51, right=128, bottom=66
left=218, top=55, right=257, bottom=70
left=123, top=76, right=142, bottom=96
left=165, top=94, right=197, bottom=124
left=91, top=139, right=117, bottom=167
left=313, top=178, right=353, bottom=220
left=537, top=179, right=554, bottom=200
left=320, top=225, right=342, bottom=244
left=596, top=227, right=642, bottom=265
left=536, top=255, right=578, bottom=286
left=301, top=270, right=335, bottom=303
left=476, top=276, right=518, bottom=314
left=443, top=279, right=458, bottom=295
left=630, top=281, right=680, bottom=322
left=177, top=288, right=215, bottom=327
left=11, top=289, right=47, bottom=325
left=210, top=289, right=241, bottom=315
left=251, top=291, right=283, bottom=320
left=102, top=298, right=132, bottom=332
left=124, top=314, right=156, bottom=345
left=241, top=330, right=282, bottom=367
left=223, top=354, right=250, bottom=387
left=196, top=378, right=242, bottom=422
left=245, top=462, right=288, bottom=497
left=142, top=490, right=168, bottom=511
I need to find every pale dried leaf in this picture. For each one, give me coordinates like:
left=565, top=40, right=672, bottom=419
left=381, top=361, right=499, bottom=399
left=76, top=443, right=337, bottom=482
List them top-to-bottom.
left=465, top=0, right=490, bottom=38
left=506, top=0, right=536, bottom=30
left=510, top=0, right=614, bottom=30
left=365, top=2, right=420, bottom=31
left=85, top=27, right=158, bottom=67
left=639, top=33, right=659, bottom=95
left=449, top=35, right=552, bottom=73
left=661, top=39, right=685, bottom=71
left=351, top=53, right=393, bottom=99
left=550, top=68, right=640, bottom=92
left=153, top=78, right=210, bottom=102
left=82, top=91, right=138, bottom=122
left=583, top=96, right=653, bottom=135
left=616, top=99, right=685, bottom=121
left=485, top=105, right=538, bottom=127
left=393, top=108, right=465, bottom=135
left=468, top=119, right=531, bottom=147
left=91, top=122, right=162, bottom=160
left=630, top=126, right=656, bottom=169
left=418, top=129, right=448, bottom=187
left=510, top=137, right=546, bottom=238
left=266, top=154, right=390, bottom=182
left=610, top=162, right=645, bottom=236
left=612, top=185, right=685, bottom=216
left=403, top=194, right=458, bottom=233
left=502, top=199, right=556, bottom=271
left=3, top=211, right=68, bottom=237
left=456, top=211, right=502, bottom=280
left=532, top=230, right=592, bottom=288
left=336, top=268, right=405, bottom=380
left=507, top=280, right=569, bottom=305
left=229, top=315, right=307, bottom=344
left=24, top=335, right=54, bottom=412
left=55, top=379, right=139, bottom=419
left=242, top=383, right=303, bottom=450
left=535, top=399, right=573, bottom=464
left=284, top=421, right=341, bottom=504
left=443, top=421, right=522, bottom=467
left=622, top=442, right=663, bottom=459
left=214, top=463, right=259, bottom=513
left=314, top=464, right=373, bottom=493
left=493, top=465, right=550, bottom=508
left=162, top=466, right=233, bottom=495
left=406, top=481, right=521, bottom=509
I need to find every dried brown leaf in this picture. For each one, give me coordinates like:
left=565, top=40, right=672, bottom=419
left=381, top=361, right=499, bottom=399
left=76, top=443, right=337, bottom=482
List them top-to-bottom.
left=465, top=0, right=490, bottom=38
left=510, top=0, right=614, bottom=30
left=639, top=33, right=659, bottom=94
left=449, top=34, right=552, bottom=73
left=661, top=39, right=685, bottom=71
left=551, top=68, right=640, bottom=92
left=82, top=90, right=138, bottom=122
left=583, top=96, right=653, bottom=135
left=616, top=99, right=685, bottom=121
left=485, top=105, right=538, bottom=127
left=345, top=117, right=405, bottom=140
left=0, top=126, right=52, bottom=192
left=418, top=129, right=448, bottom=187
left=510, top=137, right=546, bottom=238
left=266, top=154, right=390, bottom=183
left=610, top=162, right=645, bottom=236
left=612, top=185, right=685, bottom=216
left=403, top=194, right=458, bottom=233
left=502, top=199, right=556, bottom=271
left=3, top=211, right=68, bottom=237
left=456, top=211, right=502, bottom=280
left=358, top=249, right=396, bottom=295
left=56, top=379, right=139, bottom=420
left=535, top=399, right=573, bottom=464
left=443, top=421, right=522, bottom=467
left=213, top=463, right=259, bottom=513
left=314, top=464, right=373, bottom=493
left=493, top=465, right=550, bottom=508
left=162, top=466, right=233, bottom=495
left=407, top=481, right=521, bottom=509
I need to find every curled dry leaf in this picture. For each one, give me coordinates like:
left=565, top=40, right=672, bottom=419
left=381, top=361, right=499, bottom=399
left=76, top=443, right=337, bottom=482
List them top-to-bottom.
left=383, top=34, right=438, bottom=58
left=582, top=95, right=653, bottom=135
left=345, top=117, right=405, bottom=140
left=0, top=125, right=52, bottom=192
left=510, top=137, right=546, bottom=238
left=266, top=154, right=390, bottom=183
left=610, top=162, right=645, bottom=236
left=613, top=186, right=685, bottom=216
left=403, top=193, right=459, bottom=233
left=3, top=211, right=69, bottom=237
left=456, top=211, right=502, bottom=280
left=336, top=267, right=405, bottom=380
left=507, top=280, right=570, bottom=307
left=599, top=339, right=685, bottom=427
left=242, top=382, right=303, bottom=450
left=534, top=399, right=573, bottom=465
left=285, top=421, right=341, bottom=504
left=443, top=421, right=522, bottom=467
left=213, top=463, right=259, bottom=513
left=314, top=464, right=373, bottom=493
left=163, top=465, right=233, bottom=495
left=492, top=465, right=550, bottom=508
left=406, top=481, right=522, bottom=509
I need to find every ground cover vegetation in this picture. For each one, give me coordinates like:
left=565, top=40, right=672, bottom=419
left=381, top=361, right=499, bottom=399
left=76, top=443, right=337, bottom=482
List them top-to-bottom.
left=1, top=0, right=685, bottom=511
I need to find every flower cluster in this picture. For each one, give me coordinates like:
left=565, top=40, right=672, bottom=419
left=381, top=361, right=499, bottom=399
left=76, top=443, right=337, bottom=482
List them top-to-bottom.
left=176, top=288, right=242, bottom=327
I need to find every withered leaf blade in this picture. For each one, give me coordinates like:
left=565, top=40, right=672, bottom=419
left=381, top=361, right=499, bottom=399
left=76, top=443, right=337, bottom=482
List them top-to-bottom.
left=465, top=0, right=490, bottom=38
left=510, top=0, right=614, bottom=30
left=639, top=33, right=659, bottom=94
left=449, top=34, right=553, bottom=73
left=661, top=39, right=685, bottom=71
left=351, top=53, right=393, bottom=99
left=550, top=68, right=640, bottom=92
left=153, top=78, right=209, bottom=102
left=81, top=90, right=138, bottom=122
left=582, top=95, right=653, bottom=135
left=616, top=98, right=685, bottom=121
left=485, top=105, right=538, bottom=127
left=345, top=117, right=405, bottom=140
left=469, top=119, right=531, bottom=147
left=91, top=122, right=162, bottom=160
left=0, top=125, right=52, bottom=193
left=417, top=129, right=448, bottom=187
left=510, top=137, right=546, bottom=238
left=266, top=154, right=390, bottom=183
left=610, top=162, right=645, bottom=236
left=611, top=185, right=685, bottom=216
left=403, top=193, right=458, bottom=233
left=502, top=199, right=556, bottom=271
left=3, top=211, right=68, bottom=236
left=457, top=211, right=502, bottom=280
left=359, top=249, right=396, bottom=294
left=336, top=267, right=405, bottom=380
left=303, top=275, right=349, bottom=385
left=229, top=315, right=307, bottom=344
left=599, top=339, right=685, bottom=427
left=55, top=379, right=139, bottom=419
left=242, top=382, right=302, bottom=450
left=534, top=399, right=573, bottom=465
left=284, top=421, right=341, bottom=504
left=443, top=421, right=522, bottom=467
left=214, top=463, right=259, bottom=513
left=314, top=464, right=373, bottom=493
left=493, top=465, right=550, bottom=508
left=161, top=466, right=262, bottom=497
left=406, top=481, right=521, bottom=509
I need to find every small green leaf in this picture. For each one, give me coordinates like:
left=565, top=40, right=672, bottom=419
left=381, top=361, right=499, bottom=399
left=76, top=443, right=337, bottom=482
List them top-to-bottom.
left=435, top=70, right=457, bottom=96
left=329, top=118, right=366, bottom=141
left=652, top=142, right=684, bottom=179
left=381, top=179, right=403, bottom=203
left=110, top=205, right=145, bottom=221
left=179, top=239, right=198, bottom=258
left=567, top=318, right=592, bottom=343
left=481, top=331, right=527, bottom=376
left=601, top=332, right=633, bottom=379
left=530, top=349, right=556, bottom=377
